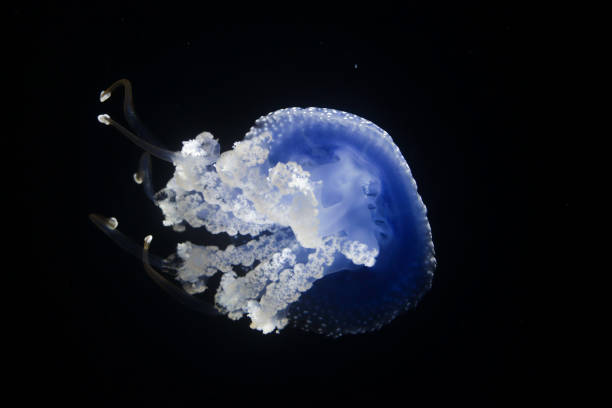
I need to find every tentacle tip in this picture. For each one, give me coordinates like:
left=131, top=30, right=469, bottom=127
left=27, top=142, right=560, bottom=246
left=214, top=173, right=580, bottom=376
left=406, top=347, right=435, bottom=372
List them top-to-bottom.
left=99, top=90, right=111, bottom=102
left=97, top=114, right=111, bottom=125
left=133, top=172, right=144, bottom=184
left=89, top=213, right=119, bottom=230
left=107, top=217, right=119, bottom=230
left=144, top=235, right=153, bottom=248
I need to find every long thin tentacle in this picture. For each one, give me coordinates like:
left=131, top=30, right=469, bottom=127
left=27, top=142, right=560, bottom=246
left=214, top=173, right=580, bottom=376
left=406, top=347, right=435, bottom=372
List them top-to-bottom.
left=98, top=79, right=177, bottom=162
left=99, top=79, right=164, bottom=148
left=97, top=114, right=176, bottom=162
left=89, top=213, right=169, bottom=270
left=89, top=214, right=219, bottom=316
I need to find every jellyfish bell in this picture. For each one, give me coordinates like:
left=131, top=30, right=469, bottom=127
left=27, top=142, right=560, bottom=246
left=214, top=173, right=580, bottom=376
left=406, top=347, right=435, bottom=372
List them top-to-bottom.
left=92, top=79, right=436, bottom=337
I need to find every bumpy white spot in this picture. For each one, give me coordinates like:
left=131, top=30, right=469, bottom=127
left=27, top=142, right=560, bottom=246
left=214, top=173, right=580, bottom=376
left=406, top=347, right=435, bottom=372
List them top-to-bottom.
left=341, top=240, right=379, bottom=267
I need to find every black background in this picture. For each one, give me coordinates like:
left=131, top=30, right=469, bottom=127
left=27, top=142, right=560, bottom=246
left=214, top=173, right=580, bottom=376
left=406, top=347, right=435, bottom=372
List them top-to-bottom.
left=16, top=3, right=553, bottom=405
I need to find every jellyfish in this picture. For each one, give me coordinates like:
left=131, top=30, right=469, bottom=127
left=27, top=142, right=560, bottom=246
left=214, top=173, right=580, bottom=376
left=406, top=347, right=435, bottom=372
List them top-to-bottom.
left=91, top=79, right=436, bottom=337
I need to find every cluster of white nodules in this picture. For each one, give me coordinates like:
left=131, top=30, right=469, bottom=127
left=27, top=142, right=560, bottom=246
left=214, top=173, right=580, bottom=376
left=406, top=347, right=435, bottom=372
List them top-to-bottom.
left=155, top=130, right=379, bottom=334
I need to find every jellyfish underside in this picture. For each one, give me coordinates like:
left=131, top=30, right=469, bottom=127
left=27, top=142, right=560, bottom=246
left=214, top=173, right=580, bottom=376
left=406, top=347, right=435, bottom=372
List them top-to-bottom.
left=93, top=79, right=435, bottom=337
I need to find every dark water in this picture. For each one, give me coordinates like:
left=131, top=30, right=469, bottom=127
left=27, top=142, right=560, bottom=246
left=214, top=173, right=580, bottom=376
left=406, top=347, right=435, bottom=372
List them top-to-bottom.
left=17, top=4, right=556, bottom=405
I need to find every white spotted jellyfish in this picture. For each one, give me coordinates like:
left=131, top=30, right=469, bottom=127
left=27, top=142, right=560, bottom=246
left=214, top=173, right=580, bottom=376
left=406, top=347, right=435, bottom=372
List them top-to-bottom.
left=91, top=79, right=436, bottom=337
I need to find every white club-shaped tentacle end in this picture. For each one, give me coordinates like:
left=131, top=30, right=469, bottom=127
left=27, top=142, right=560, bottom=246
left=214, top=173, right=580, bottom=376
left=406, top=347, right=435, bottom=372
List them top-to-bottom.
left=100, top=90, right=111, bottom=102
left=97, top=114, right=111, bottom=125
left=133, top=172, right=143, bottom=184
left=106, top=217, right=119, bottom=230
left=144, top=235, right=153, bottom=249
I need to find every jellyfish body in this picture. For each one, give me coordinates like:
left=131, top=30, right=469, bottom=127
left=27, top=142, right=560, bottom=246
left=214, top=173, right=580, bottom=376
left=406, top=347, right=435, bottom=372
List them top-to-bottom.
left=95, top=81, right=435, bottom=337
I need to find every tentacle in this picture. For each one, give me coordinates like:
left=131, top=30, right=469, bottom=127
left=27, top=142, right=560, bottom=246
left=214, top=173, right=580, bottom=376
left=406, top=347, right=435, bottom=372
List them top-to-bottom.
left=99, top=78, right=165, bottom=149
left=97, top=114, right=176, bottom=162
left=133, top=152, right=155, bottom=201
left=88, top=213, right=169, bottom=270
left=89, top=213, right=219, bottom=316
left=143, top=236, right=219, bottom=316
